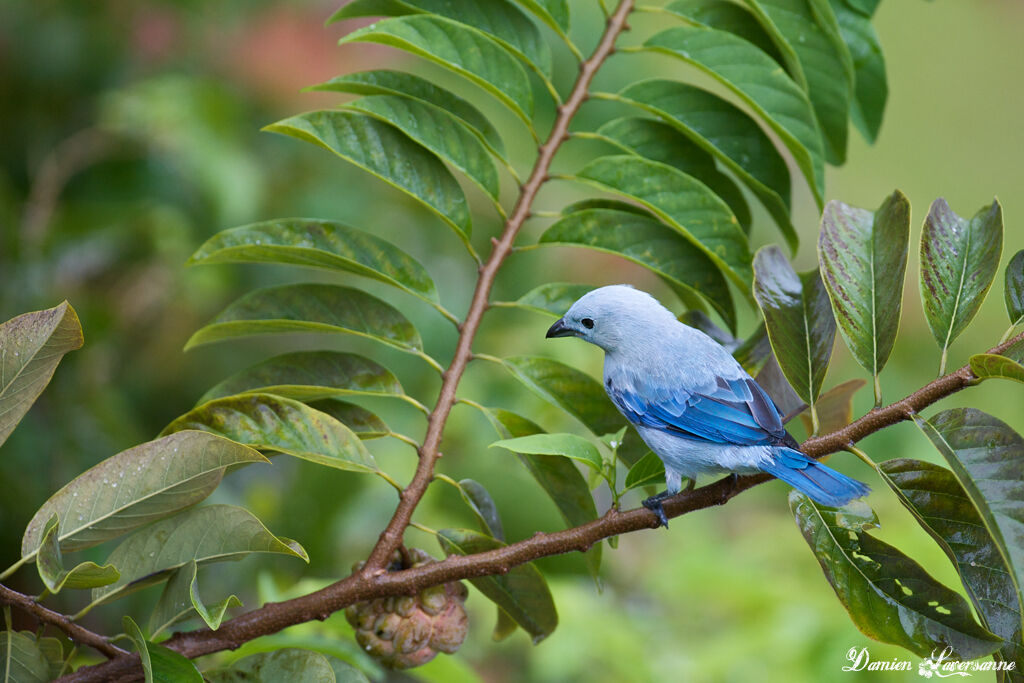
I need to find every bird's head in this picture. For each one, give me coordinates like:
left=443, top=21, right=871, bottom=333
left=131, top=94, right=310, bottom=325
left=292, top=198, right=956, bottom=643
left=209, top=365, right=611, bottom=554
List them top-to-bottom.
left=545, top=285, right=678, bottom=353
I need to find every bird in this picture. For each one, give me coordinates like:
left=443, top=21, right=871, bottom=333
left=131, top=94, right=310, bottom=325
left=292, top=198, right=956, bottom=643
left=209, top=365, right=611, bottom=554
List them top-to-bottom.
left=545, top=284, right=869, bottom=528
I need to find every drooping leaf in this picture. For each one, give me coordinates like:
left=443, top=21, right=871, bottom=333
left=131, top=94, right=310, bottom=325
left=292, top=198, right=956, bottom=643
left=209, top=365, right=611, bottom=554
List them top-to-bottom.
left=666, top=0, right=790, bottom=70
left=829, top=0, right=887, bottom=142
left=339, top=16, right=533, bottom=125
left=644, top=25, right=825, bottom=205
left=308, top=70, right=504, bottom=156
left=616, top=79, right=796, bottom=250
left=266, top=111, right=471, bottom=244
left=573, top=155, right=753, bottom=292
left=818, top=190, right=911, bottom=403
left=920, top=198, right=1003, bottom=369
left=540, top=208, right=736, bottom=330
left=188, top=219, right=438, bottom=304
left=753, top=246, right=836, bottom=420
left=1006, top=250, right=1024, bottom=330
left=500, top=283, right=593, bottom=317
left=185, top=284, right=423, bottom=354
left=0, top=301, right=83, bottom=449
left=733, top=323, right=773, bottom=376
left=200, top=351, right=403, bottom=404
left=969, top=354, right=1024, bottom=385
left=798, top=379, right=866, bottom=436
left=162, top=393, right=379, bottom=474
left=304, top=399, right=389, bottom=439
left=21, top=431, right=266, bottom=558
left=491, top=433, right=603, bottom=473
left=624, top=451, right=665, bottom=491
left=879, top=459, right=1024, bottom=670
left=457, top=479, right=504, bottom=540
left=790, top=492, right=1004, bottom=659
left=91, top=505, right=307, bottom=606
left=36, top=515, right=119, bottom=593
left=437, top=528, right=557, bottom=643
left=149, top=560, right=242, bottom=635
left=123, top=616, right=204, bottom=683
left=0, top=631, right=50, bottom=683
left=205, top=648, right=350, bottom=683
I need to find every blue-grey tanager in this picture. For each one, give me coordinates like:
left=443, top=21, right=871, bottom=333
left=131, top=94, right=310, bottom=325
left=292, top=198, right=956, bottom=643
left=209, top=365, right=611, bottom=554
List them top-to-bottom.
left=546, top=285, right=869, bottom=527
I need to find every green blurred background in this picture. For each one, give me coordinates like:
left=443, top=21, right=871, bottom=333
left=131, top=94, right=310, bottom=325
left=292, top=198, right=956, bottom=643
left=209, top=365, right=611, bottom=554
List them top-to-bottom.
left=1, top=1, right=1022, bottom=681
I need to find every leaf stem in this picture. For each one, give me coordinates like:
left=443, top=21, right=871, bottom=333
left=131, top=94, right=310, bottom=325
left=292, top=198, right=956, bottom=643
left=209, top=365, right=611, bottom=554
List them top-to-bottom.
left=938, top=347, right=949, bottom=377
left=413, top=349, right=446, bottom=376
left=470, top=353, right=505, bottom=365
left=873, top=374, right=883, bottom=408
left=388, top=432, right=421, bottom=449
left=844, top=444, right=878, bottom=471
left=375, top=470, right=404, bottom=493
left=433, top=473, right=463, bottom=490
left=408, top=521, right=439, bottom=536
left=0, top=555, right=30, bottom=582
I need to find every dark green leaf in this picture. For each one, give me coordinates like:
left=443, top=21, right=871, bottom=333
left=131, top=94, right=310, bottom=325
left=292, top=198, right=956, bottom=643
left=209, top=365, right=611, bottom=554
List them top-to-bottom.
left=517, top=0, right=568, bottom=33
left=666, top=0, right=790, bottom=69
left=830, top=0, right=887, bottom=142
left=339, top=16, right=533, bottom=125
left=644, top=25, right=825, bottom=205
left=266, top=110, right=471, bottom=243
left=573, top=155, right=753, bottom=292
left=818, top=190, right=910, bottom=402
left=561, top=198, right=650, bottom=217
left=920, top=198, right=1003, bottom=367
left=540, top=208, right=736, bottom=330
left=188, top=218, right=438, bottom=304
left=753, top=246, right=836, bottom=417
left=1006, top=250, right=1024, bottom=329
left=501, top=283, right=593, bottom=317
left=185, top=284, right=423, bottom=354
left=0, top=301, right=83, bottom=449
left=680, top=310, right=734, bottom=348
left=733, top=323, right=772, bottom=376
left=755, top=354, right=806, bottom=420
left=970, top=354, right=1024, bottom=384
left=798, top=379, right=866, bottom=436
left=162, top=393, right=379, bottom=473
left=303, top=399, right=389, bottom=439
left=21, top=431, right=266, bottom=558
left=491, top=433, right=603, bottom=472
left=624, top=451, right=665, bottom=491
left=879, top=459, right=1024, bottom=670
left=457, top=478, right=505, bottom=540
left=790, top=492, right=1003, bottom=659
left=92, top=505, right=307, bottom=606
left=36, top=515, right=119, bottom=593
left=437, top=528, right=557, bottom=643
left=149, top=560, right=242, bottom=635
left=123, top=616, right=204, bottom=683
left=0, top=631, right=50, bottom=683
left=34, top=637, right=63, bottom=681
left=205, top=648, right=351, bottom=683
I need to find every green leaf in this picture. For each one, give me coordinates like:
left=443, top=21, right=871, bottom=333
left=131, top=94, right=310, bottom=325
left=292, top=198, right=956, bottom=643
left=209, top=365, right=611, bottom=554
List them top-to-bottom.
left=330, top=0, right=552, bottom=77
left=516, top=0, right=568, bottom=33
left=666, top=0, right=791, bottom=70
left=829, top=0, right=887, bottom=143
left=339, top=16, right=533, bottom=125
left=644, top=25, right=825, bottom=205
left=308, top=70, right=504, bottom=157
left=616, top=79, right=795, bottom=250
left=344, top=95, right=499, bottom=201
left=266, top=111, right=470, bottom=244
left=595, top=116, right=753, bottom=235
left=573, top=155, right=753, bottom=292
left=818, top=190, right=911, bottom=402
left=561, top=198, right=651, bottom=217
left=920, top=198, right=1003, bottom=368
left=540, top=208, right=736, bottom=331
left=188, top=218, right=438, bottom=304
left=753, top=246, right=836, bottom=414
left=1006, top=250, right=1024, bottom=329
left=501, top=283, right=593, bottom=317
left=185, top=284, right=423, bottom=354
left=0, top=301, right=83, bottom=449
left=733, top=323, right=773, bottom=375
left=200, top=351, right=403, bottom=404
left=754, top=354, right=806, bottom=420
left=970, top=354, right=1024, bottom=384
left=798, top=378, right=866, bottom=436
left=162, top=393, right=378, bottom=474
left=303, top=399, right=389, bottom=440
left=21, top=431, right=265, bottom=558
left=491, top=433, right=603, bottom=473
left=624, top=451, right=665, bottom=491
left=879, top=459, right=1024, bottom=670
left=457, top=479, right=505, bottom=540
left=790, top=492, right=1004, bottom=659
left=92, top=505, right=307, bottom=606
left=35, top=515, right=119, bottom=593
left=437, top=528, right=557, bottom=643
left=149, top=560, right=242, bottom=636
left=123, top=616, right=204, bottom=683
left=0, top=631, right=50, bottom=683
left=34, top=637, right=64, bottom=681
left=205, top=648, right=344, bottom=682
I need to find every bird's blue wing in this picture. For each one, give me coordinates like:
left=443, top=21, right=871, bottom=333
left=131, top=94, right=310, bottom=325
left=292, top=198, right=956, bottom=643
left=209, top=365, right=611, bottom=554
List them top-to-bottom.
left=608, top=374, right=786, bottom=446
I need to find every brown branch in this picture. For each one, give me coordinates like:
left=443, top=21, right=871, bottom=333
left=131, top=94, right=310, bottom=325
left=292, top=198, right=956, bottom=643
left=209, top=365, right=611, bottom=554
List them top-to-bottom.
left=58, top=330, right=1024, bottom=682
left=0, top=583, right=128, bottom=659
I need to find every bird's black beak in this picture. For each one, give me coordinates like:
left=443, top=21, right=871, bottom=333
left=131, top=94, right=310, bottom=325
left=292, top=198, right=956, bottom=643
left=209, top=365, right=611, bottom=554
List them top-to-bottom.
left=545, top=317, right=575, bottom=338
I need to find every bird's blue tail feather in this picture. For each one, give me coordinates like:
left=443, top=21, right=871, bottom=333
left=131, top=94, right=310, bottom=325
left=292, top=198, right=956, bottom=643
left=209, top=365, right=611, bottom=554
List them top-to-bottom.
left=760, top=447, right=870, bottom=507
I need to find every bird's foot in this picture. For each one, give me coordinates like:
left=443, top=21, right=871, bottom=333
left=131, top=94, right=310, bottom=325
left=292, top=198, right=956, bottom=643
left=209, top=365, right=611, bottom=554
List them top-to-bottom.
left=642, top=490, right=673, bottom=529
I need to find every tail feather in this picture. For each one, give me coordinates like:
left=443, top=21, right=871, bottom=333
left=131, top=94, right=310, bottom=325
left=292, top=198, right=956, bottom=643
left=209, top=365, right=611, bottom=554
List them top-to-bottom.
left=760, top=447, right=870, bottom=507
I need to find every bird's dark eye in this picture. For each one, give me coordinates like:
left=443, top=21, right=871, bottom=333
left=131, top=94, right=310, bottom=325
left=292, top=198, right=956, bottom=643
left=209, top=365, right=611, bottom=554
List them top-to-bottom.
left=581, top=317, right=594, bottom=329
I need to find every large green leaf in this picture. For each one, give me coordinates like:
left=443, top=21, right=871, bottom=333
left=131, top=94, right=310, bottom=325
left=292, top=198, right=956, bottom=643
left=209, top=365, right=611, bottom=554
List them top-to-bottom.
left=330, top=0, right=552, bottom=77
left=517, top=0, right=568, bottom=34
left=666, top=0, right=792, bottom=71
left=829, top=0, right=887, bottom=142
left=339, top=16, right=533, bottom=125
left=644, top=25, right=825, bottom=205
left=309, top=70, right=504, bottom=157
left=615, top=80, right=795, bottom=251
left=266, top=111, right=470, bottom=244
left=573, top=155, right=753, bottom=292
left=818, top=190, right=910, bottom=403
left=920, top=198, right=1003, bottom=371
left=540, top=208, right=736, bottom=331
left=188, top=219, right=438, bottom=304
left=753, top=246, right=836, bottom=426
left=1006, top=250, right=1024, bottom=330
left=499, top=283, right=593, bottom=318
left=185, top=284, right=423, bottom=354
left=0, top=301, right=83, bottom=449
left=199, top=351, right=403, bottom=405
left=969, top=354, right=1024, bottom=385
left=502, top=356, right=621, bottom=437
left=162, top=394, right=378, bottom=474
left=304, top=399, right=389, bottom=440
left=21, top=431, right=265, bottom=558
left=490, top=433, right=602, bottom=473
left=624, top=451, right=665, bottom=491
left=879, top=459, right=1024, bottom=671
left=456, top=479, right=505, bottom=541
left=791, top=492, right=1004, bottom=659
left=92, top=505, right=307, bottom=606
left=35, top=515, right=119, bottom=593
left=437, top=528, right=557, bottom=643
left=149, top=560, right=242, bottom=635
left=123, top=616, right=204, bottom=683
left=0, top=631, right=50, bottom=683
left=206, top=649, right=357, bottom=683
